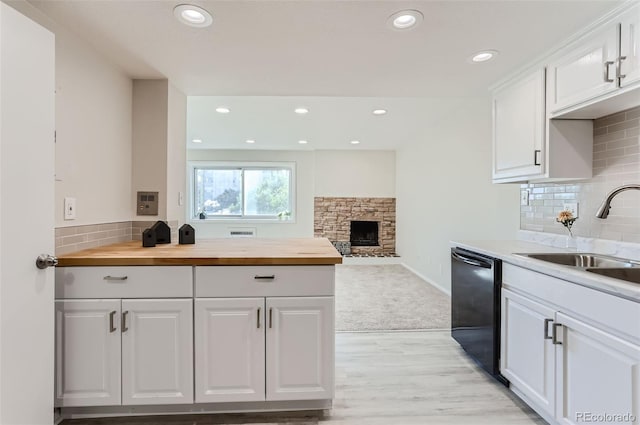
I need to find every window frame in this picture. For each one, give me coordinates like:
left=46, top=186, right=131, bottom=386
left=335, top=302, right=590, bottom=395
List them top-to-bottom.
left=188, top=161, right=296, bottom=223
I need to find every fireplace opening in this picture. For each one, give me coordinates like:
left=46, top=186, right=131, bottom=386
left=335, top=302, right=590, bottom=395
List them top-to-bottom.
left=350, top=221, right=379, bottom=246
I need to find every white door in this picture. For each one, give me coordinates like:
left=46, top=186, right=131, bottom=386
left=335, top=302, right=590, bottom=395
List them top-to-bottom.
left=1, top=3, right=55, bottom=423
left=620, top=4, right=640, bottom=88
left=548, top=24, right=618, bottom=113
left=492, top=68, right=545, bottom=181
left=500, top=289, right=556, bottom=417
left=266, top=297, right=334, bottom=401
left=194, top=298, right=265, bottom=403
left=121, top=299, right=193, bottom=405
left=54, top=300, right=121, bottom=407
left=555, top=313, right=640, bottom=425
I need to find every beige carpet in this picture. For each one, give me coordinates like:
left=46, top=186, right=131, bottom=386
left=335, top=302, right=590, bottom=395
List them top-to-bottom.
left=335, top=264, right=451, bottom=331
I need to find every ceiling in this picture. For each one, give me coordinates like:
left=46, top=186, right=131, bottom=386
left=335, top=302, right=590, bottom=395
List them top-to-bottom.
left=24, top=0, right=623, bottom=150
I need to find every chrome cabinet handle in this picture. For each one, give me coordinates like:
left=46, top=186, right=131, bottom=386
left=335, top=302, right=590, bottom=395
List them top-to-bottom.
left=617, top=55, right=627, bottom=79
left=604, top=60, right=615, bottom=82
left=534, top=149, right=541, bottom=166
left=36, top=254, right=58, bottom=269
left=254, top=275, right=275, bottom=280
left=103, top=276, right=128, bottom=281
left=257, top=307, right=261, bottom=329
left=269, top=308, right=273, bottom=329
left=109, top=311, right=117, bottom=333
left=122, top=311, right=129, bottom=332
left=543, top=318, right=553, bottom=340
left=552, top=323, right=562, bottom=345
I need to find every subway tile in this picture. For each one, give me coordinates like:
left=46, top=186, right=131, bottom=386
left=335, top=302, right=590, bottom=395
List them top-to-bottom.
left=625, top=106, right=640, bottom=120
left=594, top=111, right=626, bottom=128
left=607, top=118, right=639, bottom=134
left=593, top=126, right=607, bottom=136
left=626, top=127, right=639, bottom=138
left=594, top=129, right=626, bottom=143
left=606, top=137, right=639, bottom=151
left=625, top=145, right=640, bottom=155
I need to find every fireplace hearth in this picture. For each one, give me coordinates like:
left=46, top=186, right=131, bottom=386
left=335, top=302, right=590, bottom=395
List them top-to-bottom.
left=350, top=221, right=379, bottom=246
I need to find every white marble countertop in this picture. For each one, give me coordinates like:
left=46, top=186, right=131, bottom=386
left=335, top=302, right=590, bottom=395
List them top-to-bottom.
left=450, top=239, right=640, bottom=303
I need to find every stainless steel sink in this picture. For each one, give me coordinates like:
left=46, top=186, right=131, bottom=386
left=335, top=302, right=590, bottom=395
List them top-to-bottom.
left=514, top=253, right=639, bottom=269
left=586, top=268, right=640, bottom=284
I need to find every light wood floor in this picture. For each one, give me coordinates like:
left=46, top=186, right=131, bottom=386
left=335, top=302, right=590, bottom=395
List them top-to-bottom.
left=62, top=331, right=545, bottom=425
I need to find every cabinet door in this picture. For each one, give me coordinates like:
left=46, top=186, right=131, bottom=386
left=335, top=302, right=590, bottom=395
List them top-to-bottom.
left=620, top=4, right=640, bottom=88
left=548, top=24, right=618, bottom=113
left=492, top=68, right=545, bottom=181
left=500, top=289, right=555, bottom=417
left=266, top=297, right=334, bottom=401
left=195, top=298, right=265, bottom=403
left=121, top=299, right=193, bottom=405
left=55, top=300, right=121, bottom=407
left=555, top=312, right=640, bottom=425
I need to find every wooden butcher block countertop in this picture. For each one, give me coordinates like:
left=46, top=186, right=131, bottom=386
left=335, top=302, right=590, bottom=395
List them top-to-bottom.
left=57, top=238, right=343, bottom=267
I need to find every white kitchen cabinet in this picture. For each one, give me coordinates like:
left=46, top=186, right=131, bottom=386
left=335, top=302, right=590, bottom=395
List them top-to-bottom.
left=548, top=3, right=640, bottom=116
left=620, top=4, right=640, bottom=88
left=492, top=69, right=545, bottom=181
left=492, top=69, right=593, bottom=183
left=501, top=263, right=640, bottom=425
left=501, top=289, right=555, bottom=417
left=266, top=297, right=334, bottom=401
left=195, top=298, right=266, bottom=403
left=122, top=299, right=193, bottom=405
left=55, top=300, right=121, bottom=407
left=554, top=312, right=640, bottom=425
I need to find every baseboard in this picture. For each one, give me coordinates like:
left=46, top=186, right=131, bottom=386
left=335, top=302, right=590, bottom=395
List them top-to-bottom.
left=400, top=263, right=451, bottom=296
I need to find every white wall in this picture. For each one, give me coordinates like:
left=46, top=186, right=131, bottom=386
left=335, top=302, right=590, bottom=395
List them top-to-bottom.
left=7, top=0, right=133, bottom=228
left=131, top=80, right=168, bottom=220
left=166, top=82, right=187, bottom=224
left=396, top=98, right=520, bottom=293
left=187, top=150, right=315, bottom=238
left=314, top=150, right=395, bottom=197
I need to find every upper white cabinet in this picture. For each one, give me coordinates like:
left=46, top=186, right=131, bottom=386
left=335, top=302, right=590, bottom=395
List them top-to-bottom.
left=548, top=3, right=640, bottom=116
left=620, top=5, right=640, bottom=88
left=547, top=25, right=618, bottom=113
left=492, top=69, right=545, bottom=181
left=492, top=69, right=593, bottom=183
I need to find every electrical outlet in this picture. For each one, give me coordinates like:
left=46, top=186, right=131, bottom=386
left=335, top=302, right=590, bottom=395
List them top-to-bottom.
left=521, top=189, right=530, bottom=206
left=178, top=191, right=184, bottom=206
left=64, top=197, right=76, bottom=220
left=563, top=202, right=579, bottom=217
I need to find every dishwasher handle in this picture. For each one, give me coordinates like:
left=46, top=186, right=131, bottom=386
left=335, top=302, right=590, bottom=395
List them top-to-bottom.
left=451, top=251, right=493, bottom=269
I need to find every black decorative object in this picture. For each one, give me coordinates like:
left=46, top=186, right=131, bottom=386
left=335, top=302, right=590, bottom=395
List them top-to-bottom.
left=150, top=221, right=171, bottom=244
left=179, top=224, right=195, bottom=245
left=142, top=228, right=156, bottom=247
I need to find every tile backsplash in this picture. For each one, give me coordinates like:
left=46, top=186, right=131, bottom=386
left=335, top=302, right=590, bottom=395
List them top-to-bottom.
left=521, top=106, right=640, bottom=243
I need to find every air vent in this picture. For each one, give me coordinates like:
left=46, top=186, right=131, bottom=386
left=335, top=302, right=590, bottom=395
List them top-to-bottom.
left=228, top=227, right=256, bottom=238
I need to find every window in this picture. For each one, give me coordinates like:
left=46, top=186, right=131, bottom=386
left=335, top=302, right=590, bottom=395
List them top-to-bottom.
left=190, top=162, right=295, bottom=220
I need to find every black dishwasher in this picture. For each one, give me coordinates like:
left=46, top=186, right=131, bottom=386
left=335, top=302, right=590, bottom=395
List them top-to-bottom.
left=451, top=247, right=508, bottom=386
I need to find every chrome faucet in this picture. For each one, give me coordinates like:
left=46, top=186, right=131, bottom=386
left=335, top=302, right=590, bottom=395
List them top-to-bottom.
left=595, top=184, right=640, bottom=219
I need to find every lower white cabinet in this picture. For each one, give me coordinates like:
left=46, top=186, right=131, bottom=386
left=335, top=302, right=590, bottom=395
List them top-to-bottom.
left=501, top=266, right=640, bottom=425
left=501, top=289, right=555, bottom=417
left=195, top=296, right=334, bottom=403
left=55, top=299, right=193, bottom=407
left=554, top=312, right=640, bottom=425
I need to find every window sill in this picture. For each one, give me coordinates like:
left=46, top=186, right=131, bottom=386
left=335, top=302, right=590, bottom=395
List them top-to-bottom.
left=189, top=218, right=296, bottom=225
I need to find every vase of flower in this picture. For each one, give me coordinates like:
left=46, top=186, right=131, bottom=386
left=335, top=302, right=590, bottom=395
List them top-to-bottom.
left=556, top=210, right=578, bottom=250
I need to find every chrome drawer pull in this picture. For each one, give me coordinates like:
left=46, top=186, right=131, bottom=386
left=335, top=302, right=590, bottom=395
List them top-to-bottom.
left=254, top=275, right=275, bottom=280
left=103, top=276, right=128, bottom=281
left=257, top=307, right=261, bottom=329
left=109, top=311, right=117, bottom=333
left=122, top=311, right=129, bottom=333
left=543, top=318, right=553, bottom=340
left=552, top=323, right=563, bottom=345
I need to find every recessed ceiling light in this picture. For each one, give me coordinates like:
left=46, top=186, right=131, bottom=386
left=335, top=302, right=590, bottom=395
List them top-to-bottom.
left=173, top=4, right=213, bottom=28
left=388, top=10, right=423, bottom=30
left=470, top=50, right=499, bottom=63
left=215, top=107, right=230, bottom=114
left=294, top=107, right=309, bottom=114
left=372, top=109, right=387, bottom=115
left=192, top=139, right=203, bottom=143
left=245, top=139, right=256, bottom=144
left=298, top=140, right=308, bottom=144
left=350, top=140, right=360, bottom=145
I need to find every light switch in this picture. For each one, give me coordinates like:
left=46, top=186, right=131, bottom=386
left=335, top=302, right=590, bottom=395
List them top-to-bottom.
left=520, top=189, right=530, bottom=206
left=137, top=191, right=159, bottom=216
left=178, top=191, right=184, bottom=206
left=64, top=197, right=76, bottom=220
left=563, top=202, right=579, bottom=217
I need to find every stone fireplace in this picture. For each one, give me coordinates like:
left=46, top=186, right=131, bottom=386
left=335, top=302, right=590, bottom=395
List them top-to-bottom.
left=314, top=197, right=396, bottom=255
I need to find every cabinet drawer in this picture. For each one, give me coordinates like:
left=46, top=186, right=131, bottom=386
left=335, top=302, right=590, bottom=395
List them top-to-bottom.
left=55, top=266, right=193, bottom=299
left=195, top=266, right=335, bottom=297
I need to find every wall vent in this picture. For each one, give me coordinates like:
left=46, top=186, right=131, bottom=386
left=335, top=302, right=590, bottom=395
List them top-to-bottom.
left=228, top=227, right=256, bottom=238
